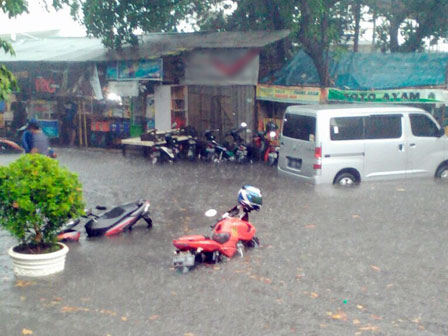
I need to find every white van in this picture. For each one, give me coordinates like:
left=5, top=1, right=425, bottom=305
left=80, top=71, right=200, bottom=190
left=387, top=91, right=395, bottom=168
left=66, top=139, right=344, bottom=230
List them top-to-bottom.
left=278, top=104, right=448, bottom=185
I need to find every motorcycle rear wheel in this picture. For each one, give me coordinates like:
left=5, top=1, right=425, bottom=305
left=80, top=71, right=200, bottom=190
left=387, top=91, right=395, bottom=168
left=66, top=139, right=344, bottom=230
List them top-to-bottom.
left=245, top=236, right=260, bottom=248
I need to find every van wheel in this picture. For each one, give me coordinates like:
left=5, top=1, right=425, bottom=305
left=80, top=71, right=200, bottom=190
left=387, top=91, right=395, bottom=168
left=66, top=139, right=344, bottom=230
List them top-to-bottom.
left=436, top=165, right=448, bottom=179
left=334, top=172, right=357, bottom=186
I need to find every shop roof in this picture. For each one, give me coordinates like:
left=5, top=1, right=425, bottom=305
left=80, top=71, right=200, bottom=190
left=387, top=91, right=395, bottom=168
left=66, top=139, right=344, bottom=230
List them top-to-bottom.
left=0, top=30, right=290, bottom=63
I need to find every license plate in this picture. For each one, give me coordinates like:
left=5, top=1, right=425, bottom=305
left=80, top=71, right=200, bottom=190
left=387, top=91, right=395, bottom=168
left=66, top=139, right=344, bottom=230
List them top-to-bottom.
left=287, top=157, right=302, bottom=169
left=173, top=252, right=195, bottom=267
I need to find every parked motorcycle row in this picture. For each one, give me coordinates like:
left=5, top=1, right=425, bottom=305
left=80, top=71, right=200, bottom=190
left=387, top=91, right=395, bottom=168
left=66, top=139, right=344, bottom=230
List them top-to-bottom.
left=143, top=121, right=280, bottom=166
left=57, top=185, right=263, bottom=273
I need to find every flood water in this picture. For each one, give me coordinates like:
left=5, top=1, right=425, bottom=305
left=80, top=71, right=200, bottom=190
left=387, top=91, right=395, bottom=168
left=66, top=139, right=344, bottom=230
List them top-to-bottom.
left=1, top=148, right=447, bottom=335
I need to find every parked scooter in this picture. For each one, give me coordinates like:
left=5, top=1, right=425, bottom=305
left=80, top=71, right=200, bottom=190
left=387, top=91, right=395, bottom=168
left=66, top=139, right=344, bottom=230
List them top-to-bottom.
left=252, top=121, right=279, bottom=166
left=263, top=121, right=280, bottom=166
left=226, top=122, right=251, bottom=164
left=179, top=126, right=200, bottom=161
left=202, top=129, right=234, bottom=163
left=149, top=130, right=181, bottom=164
left=172, top=185, right=262, bottom=273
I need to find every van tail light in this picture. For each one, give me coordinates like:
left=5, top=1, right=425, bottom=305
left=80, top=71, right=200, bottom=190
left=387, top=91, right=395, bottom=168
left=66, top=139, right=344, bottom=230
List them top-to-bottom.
left=313, top=146, right=322, bottom=170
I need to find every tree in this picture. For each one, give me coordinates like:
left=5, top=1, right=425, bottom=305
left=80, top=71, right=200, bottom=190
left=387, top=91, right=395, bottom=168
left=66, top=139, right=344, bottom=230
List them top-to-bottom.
left=0, top=0, right=27, bottom=100
left=59, top=0, right=219, bottom=49
left=198, top=0, right=294, bottom=75
left=201, top=0, right=349, bottom=87
left=296, top=0, right=347, bottom=87
left=368, top=0, right=448, bottom=52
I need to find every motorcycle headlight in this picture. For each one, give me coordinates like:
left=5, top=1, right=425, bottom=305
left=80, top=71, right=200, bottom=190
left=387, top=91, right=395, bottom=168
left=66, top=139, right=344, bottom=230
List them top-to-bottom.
left=269, top=131, right=276, bottom=139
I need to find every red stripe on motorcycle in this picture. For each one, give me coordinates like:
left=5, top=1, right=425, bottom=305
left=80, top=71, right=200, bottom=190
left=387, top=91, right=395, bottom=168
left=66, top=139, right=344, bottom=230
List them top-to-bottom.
left=105, top=218, right=135, bottom=236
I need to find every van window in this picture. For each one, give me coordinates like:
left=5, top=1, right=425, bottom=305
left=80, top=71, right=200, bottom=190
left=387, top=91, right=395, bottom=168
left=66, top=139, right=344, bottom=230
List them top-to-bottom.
left=283, top=113, right=316, bottom=141
left=410, top=114, right=440, bottom=137
left=366, top=115, right=402, bottom=139
left=330, top=117, right=364, bottom=140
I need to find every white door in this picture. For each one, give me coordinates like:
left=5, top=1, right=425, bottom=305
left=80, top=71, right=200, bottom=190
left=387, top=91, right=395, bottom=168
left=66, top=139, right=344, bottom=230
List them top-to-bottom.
left=407, top=113, right=446, bottom=177
left=363, top=114, right=408, bottom=180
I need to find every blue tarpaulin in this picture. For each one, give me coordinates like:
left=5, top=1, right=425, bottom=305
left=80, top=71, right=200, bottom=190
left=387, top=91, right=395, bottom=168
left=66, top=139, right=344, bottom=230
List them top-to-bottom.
left=263, top=51, right=448, bottom=90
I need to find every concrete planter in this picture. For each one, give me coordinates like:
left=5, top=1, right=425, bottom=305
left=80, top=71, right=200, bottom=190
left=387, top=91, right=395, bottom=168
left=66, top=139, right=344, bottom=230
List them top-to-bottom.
left=8, top=243, right=69, bottom=277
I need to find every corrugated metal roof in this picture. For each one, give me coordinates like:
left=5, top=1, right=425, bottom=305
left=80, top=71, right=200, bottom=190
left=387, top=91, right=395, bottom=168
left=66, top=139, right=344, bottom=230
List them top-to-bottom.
left=0, top=30, right=290, bottom=63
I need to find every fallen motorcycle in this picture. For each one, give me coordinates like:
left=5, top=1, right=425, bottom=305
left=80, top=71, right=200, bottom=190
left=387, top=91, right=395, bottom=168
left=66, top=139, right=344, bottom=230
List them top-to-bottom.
left=0, top=138, right=23, bottom=154
left=172, top=185, right=262, bottom=273
left=57, top=200, right=152, bottom=240
left=85, top=200, right=152, bottom=237
left=57, top=218, right=82, bottom=242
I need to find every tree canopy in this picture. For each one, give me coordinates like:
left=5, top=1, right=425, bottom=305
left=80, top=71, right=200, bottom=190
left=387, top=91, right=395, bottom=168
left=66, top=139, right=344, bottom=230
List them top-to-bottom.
left=0, top=0, right=27, bottom=100
left=3, top=0, right=448, bottom=96
left=368, top=0, right=448, bottom=52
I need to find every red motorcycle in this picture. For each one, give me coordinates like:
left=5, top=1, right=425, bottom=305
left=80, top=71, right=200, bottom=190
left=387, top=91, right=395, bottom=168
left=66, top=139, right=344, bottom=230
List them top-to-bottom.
left=252, top=121, right=279, bottom=166
left=0, top=138, right=23, bottom=153
left=173, top=186, right=262, bottom=273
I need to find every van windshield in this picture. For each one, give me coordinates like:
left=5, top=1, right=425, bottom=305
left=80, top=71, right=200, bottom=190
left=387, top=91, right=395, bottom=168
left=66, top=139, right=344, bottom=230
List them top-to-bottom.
left=283, top=113, right=316, bottom=141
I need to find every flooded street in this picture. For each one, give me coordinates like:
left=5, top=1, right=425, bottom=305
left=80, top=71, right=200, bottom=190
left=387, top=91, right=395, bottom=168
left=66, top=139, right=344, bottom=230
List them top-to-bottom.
left=1, top=149, right=448, bottom=335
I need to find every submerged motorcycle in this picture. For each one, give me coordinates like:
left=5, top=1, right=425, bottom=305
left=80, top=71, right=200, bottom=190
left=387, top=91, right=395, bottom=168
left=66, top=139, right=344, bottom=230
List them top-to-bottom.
left=0, top=138, right=23, bottom=153
left=172, top=185, right=262, bottom=273
left=57, top=199, right=152, bottom=240
left=85, top=200, right=152, bottom=237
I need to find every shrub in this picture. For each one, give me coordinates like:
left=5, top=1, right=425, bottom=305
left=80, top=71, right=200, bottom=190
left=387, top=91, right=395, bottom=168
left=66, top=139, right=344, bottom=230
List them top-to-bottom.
left=0, top=154, right=85, bottom=253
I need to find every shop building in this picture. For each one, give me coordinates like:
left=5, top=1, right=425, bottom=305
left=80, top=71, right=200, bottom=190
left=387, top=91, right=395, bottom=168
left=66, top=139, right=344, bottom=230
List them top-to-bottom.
left=0, top=30, right=289, bottom=147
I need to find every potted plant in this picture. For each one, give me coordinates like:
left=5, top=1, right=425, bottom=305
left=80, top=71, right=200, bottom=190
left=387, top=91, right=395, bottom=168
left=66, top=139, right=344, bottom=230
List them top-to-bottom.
left=0, top=154, right=85, bottom=276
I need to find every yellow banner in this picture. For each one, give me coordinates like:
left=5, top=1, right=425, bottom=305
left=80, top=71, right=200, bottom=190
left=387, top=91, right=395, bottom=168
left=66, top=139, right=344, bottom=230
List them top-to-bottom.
left=257, top=84, right=321, bottom=104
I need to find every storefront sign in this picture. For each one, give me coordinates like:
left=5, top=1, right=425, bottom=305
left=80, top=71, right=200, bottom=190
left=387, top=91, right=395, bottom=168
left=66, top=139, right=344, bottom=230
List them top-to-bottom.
left=184, top=49, right=259, bottom=86
left=106, top=59, right=163, bottom=81
left=33, top=71, right=63, bottom=97
left=256, top=84, right=321, bottom=104
left=328, top=88, right=448, bottom=104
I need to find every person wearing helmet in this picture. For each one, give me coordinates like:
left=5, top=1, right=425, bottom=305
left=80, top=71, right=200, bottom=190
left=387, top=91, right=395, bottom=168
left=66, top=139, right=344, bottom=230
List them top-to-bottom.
left=223, top=185, right=262, bottom=221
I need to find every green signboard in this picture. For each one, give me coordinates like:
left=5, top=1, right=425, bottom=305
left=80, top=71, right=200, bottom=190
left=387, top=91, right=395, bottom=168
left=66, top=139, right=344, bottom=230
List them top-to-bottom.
left=328, top=88, right=448, bottom=104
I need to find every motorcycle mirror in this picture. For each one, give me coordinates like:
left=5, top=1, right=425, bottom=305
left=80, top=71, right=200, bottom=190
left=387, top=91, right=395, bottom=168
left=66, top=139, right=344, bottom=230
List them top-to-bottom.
left=240, top=122, right=247, bottom=128
left=96, top=205, right=107, bottom=211
left=82, top=208, right=93, bottom=217
left=205, top=209, right=218, bottom=217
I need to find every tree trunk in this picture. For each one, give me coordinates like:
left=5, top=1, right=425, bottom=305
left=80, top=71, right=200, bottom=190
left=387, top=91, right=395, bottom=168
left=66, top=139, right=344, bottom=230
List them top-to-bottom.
left=353, top=0, right=361, bottom=52
left=389, top=17, right=401, bottom=52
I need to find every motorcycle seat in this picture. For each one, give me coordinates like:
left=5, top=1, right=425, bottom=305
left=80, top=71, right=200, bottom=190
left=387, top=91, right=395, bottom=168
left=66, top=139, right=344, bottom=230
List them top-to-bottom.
left=95, top=202, right=140, bottom=228
left=212, top=232, right=230, bottom=244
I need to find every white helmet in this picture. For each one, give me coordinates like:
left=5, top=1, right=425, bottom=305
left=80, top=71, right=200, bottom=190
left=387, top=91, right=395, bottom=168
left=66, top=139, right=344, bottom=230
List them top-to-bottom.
left=238, top=185, right=262, bottom=211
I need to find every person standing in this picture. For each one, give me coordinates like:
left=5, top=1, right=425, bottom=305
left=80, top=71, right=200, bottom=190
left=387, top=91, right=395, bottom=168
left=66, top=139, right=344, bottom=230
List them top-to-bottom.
left=63, top=101, right=77, bottom=146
